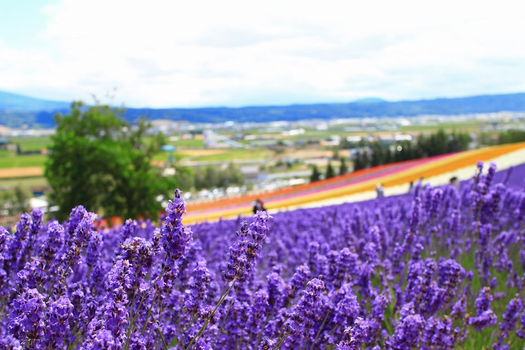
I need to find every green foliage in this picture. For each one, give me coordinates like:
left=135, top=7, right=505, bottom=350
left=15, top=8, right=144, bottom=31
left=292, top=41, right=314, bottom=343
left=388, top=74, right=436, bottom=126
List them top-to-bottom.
left=45, top=101, right=176, bottom=221
left=0, top=110, right=38, bottom=128
left=352, top=129, right=471, bottom=171
left=498, top=129, right=525, bottom=145
left=7, top=136, right=51, bottom=152
left=370, top=143, right=384, bottom=167
left=273, top=147, right=286, bottom=155
left=352, top=149, right=370, bottom=171
left=353, top=152, right=364, bottom=171
left=0, top=154, right=46, bottom=168
left=339, top=158, right=348, bottom=176
left=325, top=162, right=336, bottom=179
left=193, top=163, right=245, bottom=190
left=310, top=165, right=321, bottom=182
left=173, top=166, right=194, bottom=192
left=0, top=186, right=29, bottom=216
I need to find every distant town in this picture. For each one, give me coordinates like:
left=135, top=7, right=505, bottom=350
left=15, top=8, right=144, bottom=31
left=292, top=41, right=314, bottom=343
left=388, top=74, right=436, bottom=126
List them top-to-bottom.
left=1, top=110, right=524, bottom=219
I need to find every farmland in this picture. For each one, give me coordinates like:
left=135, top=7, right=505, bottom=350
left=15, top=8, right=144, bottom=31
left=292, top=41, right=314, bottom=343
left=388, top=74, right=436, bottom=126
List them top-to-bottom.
left=0, top=116, right=521, bottom=220
left=0, top=117, right=516, bottom=188
left=0, top=155, right=46, bottom=169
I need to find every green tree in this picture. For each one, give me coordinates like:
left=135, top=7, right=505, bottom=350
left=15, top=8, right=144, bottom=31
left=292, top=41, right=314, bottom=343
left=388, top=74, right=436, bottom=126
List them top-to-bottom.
left=45, top=101, right=176, bottom=221
left=499, top=129, right=525, bottom=145
left=416, top=133, right=428, bottom=158
left=370, top=143, right=384, bottom=167
left=384, top=147, right=392, bottom=164
left=361, top=150, right=370, bottom=169
left=353, top=152, right=363, bottom=171
left=339, top=157, right=348, bottom=175
left=325, top=162, right=336, bottom=179
left=194, top=163, right=245, bottom=190
left=217, top=163, right=245, bottom=188
left=310, top=165, right=321, bottom=182
left=173, top=166, right=195, bottom=191
left=204, top=167, right=219, bottom=189
left=0, top=186, right=29, bottom=216
left=13, top=186, right=29, bottom=214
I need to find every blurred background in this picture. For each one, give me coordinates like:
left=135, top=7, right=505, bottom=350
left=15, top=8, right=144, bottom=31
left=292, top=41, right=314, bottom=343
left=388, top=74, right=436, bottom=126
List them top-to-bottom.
left=1, top=0, right=525, bottom=223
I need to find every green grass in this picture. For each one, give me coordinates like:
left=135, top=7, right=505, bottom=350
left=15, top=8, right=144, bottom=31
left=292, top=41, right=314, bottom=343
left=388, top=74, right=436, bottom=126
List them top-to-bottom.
left=398, top=122, right=482, bottom=133
left=7, top=136, right=52, bottom=152
left=167, top=138, right=205, bottom=148
left=153, top=148, right=272, bottom=163
left=186, top=148, right=272, bottom=162
left=0, top=155, right=47, bottom=168
left=0, top=176, right=48, bottom=189
left=431, top=226, right=525, bottom=349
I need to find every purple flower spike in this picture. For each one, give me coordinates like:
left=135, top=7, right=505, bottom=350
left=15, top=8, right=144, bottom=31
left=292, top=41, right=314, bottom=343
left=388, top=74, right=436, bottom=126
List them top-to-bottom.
left=161, top=189, right=193, bottom=262
left=469, top=287, right=498, bottom=331
left=9, top=288, right=46, bottom=346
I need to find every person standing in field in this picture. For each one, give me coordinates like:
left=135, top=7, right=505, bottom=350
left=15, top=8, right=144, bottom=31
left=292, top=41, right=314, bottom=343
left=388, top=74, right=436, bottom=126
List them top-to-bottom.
left=414, top=176, right=425, bottom=197
left=449, top=176, right=459, bottom=189
left=408, top=181, right=414, bottom=194
left=376, top=183, right=385, bottom=198
left=253, top=199, right=267, bottom=214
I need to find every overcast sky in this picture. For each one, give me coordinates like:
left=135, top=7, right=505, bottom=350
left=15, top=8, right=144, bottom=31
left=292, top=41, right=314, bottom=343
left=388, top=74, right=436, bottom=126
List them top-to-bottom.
left=1, top=0, right=524, bottom=108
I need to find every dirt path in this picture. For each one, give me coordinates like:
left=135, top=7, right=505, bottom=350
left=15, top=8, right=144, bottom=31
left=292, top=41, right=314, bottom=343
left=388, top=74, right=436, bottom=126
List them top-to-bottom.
left=290, top=149, right=350, bottom=158
left=0, top=167, right=44, bottom=178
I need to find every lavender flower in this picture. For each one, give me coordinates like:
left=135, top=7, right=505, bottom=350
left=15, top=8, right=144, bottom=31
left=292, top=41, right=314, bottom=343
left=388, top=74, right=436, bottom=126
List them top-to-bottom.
left=485, top=162, right=497, bottom=189
left=0, top=163, right=522, bottom=349
left=160, top=189, right=193, bottom=262
left=122, top=219, right=138, bottom=241
left=184, top=260, right=212, bottom=315
left=288, top=264, right=310, bottom=297
left=266, top=272, right=287, bottom=309
left=282, top=278, right=326, bottom=344
left=334, top=284, right=360, bottom=325
left=469, top=287, right=498, bottom=331
left=9, top=288, right=46, bottom=346
left=40, top=295, right=74, bottom=347
left=499, top=296, right=523, bottom=336
left=386, top=303, right=425, bottom=349
left=421, top=316, right=454, bottom=349
left=337, top=317, right=373, bottom=349
left=0, top=336, right=23, bottom=350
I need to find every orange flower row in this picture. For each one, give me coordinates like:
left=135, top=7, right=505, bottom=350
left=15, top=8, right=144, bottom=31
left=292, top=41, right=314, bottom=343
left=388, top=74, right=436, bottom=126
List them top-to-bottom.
left=184, top=142, right=525, bottom=224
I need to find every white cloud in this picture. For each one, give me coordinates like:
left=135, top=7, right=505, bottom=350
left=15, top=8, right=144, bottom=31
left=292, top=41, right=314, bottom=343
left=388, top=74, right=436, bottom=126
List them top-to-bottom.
left=1, top=0, right=525, bottom=107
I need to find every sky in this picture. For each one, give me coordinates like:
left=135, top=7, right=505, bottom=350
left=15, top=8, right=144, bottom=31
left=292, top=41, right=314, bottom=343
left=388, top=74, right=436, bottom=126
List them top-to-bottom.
left=1, top=0, right=525, bottom=108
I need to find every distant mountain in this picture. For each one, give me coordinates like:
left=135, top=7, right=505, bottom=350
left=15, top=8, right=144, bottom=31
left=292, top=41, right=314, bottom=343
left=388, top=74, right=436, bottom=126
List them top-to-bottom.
left=1, top=90, right=525, bottom=128
left=0, top=91, right=69, bottom=111
left=0, top=91, right=70, bottom=128
left=122, top=93, right=525, bottom=124
left=353, top=97, right=387, bottom=104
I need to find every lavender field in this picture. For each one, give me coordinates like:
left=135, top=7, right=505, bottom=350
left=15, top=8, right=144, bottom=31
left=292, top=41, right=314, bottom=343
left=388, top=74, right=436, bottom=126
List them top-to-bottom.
left=1, top=162, right=525, bottom=349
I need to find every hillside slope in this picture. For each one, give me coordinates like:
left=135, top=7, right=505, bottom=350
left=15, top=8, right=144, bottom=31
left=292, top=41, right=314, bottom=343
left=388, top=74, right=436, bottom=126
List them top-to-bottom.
left=0, top=91, right=69, bottom=111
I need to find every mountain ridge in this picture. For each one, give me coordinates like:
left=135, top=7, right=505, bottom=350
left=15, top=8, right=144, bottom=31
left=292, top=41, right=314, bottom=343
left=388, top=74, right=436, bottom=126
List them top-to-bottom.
left=0, top=90, right=70, bottom=111
left=1, top=90, right=525, bottom=128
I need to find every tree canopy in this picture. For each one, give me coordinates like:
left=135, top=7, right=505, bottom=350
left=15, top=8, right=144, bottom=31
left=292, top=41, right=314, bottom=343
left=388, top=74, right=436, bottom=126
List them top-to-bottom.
left=45, top=101, right=176, bottom=221
left=350, top=129, right=471, bottom=172
left=339, top=158, right=348, bottom=176
left=325, top=162, right=336, bottom=179
left=193, top=163, right=245, bottom=190
left=310, top=165, right=321, bottom=183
